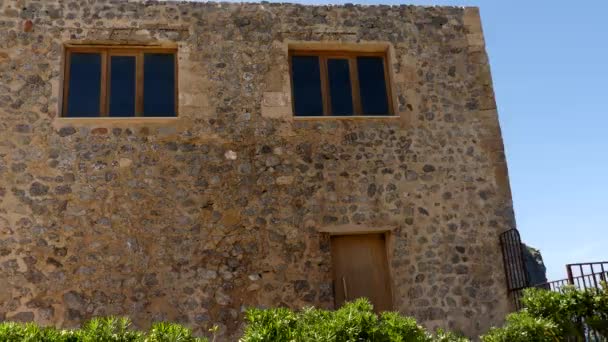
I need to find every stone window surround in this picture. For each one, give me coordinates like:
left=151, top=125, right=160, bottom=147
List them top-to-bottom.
left=57, top=40, right=180, bottom=126
left=264, top=41, right=402, bottom=122
left=61, top=44, right=178, bottom=118
left=288, top=49, right=394, bottom=117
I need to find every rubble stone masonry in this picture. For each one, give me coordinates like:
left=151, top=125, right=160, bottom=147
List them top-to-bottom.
left=0, top=0, right=515, bottom=339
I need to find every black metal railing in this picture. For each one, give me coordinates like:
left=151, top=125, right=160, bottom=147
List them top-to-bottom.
left=499, top=228, right=530, bottom=310
left=564, top=262, right=608, bottom=341
left=566, top=262, right=608, bottom=290
left=530, top=263, right=608, bottom=292
left=530, top=277, right=572, bottom=292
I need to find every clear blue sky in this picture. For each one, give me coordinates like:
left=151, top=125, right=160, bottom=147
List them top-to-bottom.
left=210, top=0, right=608, bottom=281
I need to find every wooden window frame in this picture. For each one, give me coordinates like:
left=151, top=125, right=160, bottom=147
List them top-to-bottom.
left=62, top=46, right=178, bottom=118
left=289, top=50, right=394, bottom=117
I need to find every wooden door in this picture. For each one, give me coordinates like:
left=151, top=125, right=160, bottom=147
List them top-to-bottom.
left=330, top=233, right=393, bottom=312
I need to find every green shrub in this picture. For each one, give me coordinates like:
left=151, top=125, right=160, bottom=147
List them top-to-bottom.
left=482, top=283, right=608, bottom=341
left=521, top=283, right=608, bottom=339
left=7, top=285, right=606, bottom=342
left=241, top=298, right=467, bottom=342
left=321, top=298, right=379, bottom=341
left=241, top=306, right=299, bottom=341
left=375, top=311, right=430, bottom=342
left=481, top=312, right=560, bottom=342
left=0, top=317, right=208, bottom=342
left=75, top=317, right=141, bottom=341
left=0, top=321, right=76, bottom=342
left=147, top=322, right=207, bottom=342
left=432, top=329, right=469, bottom=342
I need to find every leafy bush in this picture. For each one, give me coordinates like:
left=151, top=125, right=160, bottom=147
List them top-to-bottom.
left=482, top=283, right=608, bottom=341
left=521, top=283, right=608, bottom=339
left=4, top=286, right=606, bottom=342
left=241, top=298, right=467, bottom=342
left=242, top=306, right=298, bottom=341
left=375, top=311, right=431, bottom=342
left=481, top=312, right=560, bottom=342
left=0, top=317, right=208, bottom=342
left=76, top=317, right=142, bottom=341
left=0, top=321, right=76, bottom=342
left=147, top=321, right=206, bottom=342
left=432, top=329, right=469, bottom=342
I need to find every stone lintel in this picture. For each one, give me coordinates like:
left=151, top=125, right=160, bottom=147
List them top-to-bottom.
left=317, top=224, right=398, bottom=235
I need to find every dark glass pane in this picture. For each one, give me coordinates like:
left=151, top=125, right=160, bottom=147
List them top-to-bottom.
left=66, top=53, right=101, bottom=117
left=143, top=53, right=175, bottom=117
left=109, top=56, right=136, bottom=117
left=291, top=56, right=323, bottom=116
left=357, top=57, right=389, bottom=115
left=327, top=59, right=353, bottom=116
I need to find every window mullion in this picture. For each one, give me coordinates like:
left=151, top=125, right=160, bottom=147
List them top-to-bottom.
left=99, top=50, right=108, bottom=117
left=62, top=51, right=72, bottom=117
left=174, top=51, right=178, bottom=117
left=136, top=52, right=144, bottom=116
left=319, top=55, right=331, bottom=116
left=349, top=56, right=362, bottom=116
left=382, top=56, right=394, bottom=115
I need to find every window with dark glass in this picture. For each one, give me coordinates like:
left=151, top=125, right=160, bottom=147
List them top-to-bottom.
left=63, top=47, right=177, bottom=117
left=289, top=51, right=393, bottom=116
left=66, top=53, right=102, bottom=117
left=143, top=54, right=176, bottom=117
left=109, top=55, right=136, bottom=117
left=291, top=56, right=323, bottom=116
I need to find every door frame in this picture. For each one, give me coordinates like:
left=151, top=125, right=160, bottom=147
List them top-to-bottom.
left=320, top=224, right=397, bottom=311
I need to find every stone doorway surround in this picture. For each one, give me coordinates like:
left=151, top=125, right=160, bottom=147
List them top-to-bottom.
left=317, top=224, right=398, bottom=310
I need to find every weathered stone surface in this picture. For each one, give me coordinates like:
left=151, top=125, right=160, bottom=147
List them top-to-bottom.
left=0, top=0, right=515, bottom=340
left=58, top=127, right=76, bottom=137
left=29, top=182, right=49, bottom=196
left=522, top=244, right=548, bottom=286
left=8, top=312, right=34, bottom=322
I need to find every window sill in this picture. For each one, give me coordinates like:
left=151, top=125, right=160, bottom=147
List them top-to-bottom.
left=293, top=115, right=399, bottom=120
left=53, top=116, right=180, bottom=127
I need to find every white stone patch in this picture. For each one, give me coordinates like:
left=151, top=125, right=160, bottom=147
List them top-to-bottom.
left=262, top=92, right=287, bottom=107
left=224, top=150, right=237, bottom=160
left=119, top=158, right=132, bottom=168
left=276, top=176, right=294, bottom=185
left=247, top=284, right=260, bottom=291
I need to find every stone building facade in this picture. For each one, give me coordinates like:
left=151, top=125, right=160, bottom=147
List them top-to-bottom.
left=0, top=0, right=516, bottom=339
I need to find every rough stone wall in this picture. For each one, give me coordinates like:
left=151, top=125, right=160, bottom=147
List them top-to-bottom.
left=0, top=0, right=515, bottom=339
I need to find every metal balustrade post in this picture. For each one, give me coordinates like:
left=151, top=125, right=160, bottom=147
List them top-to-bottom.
left=567, top=264, right=574, bottom=285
